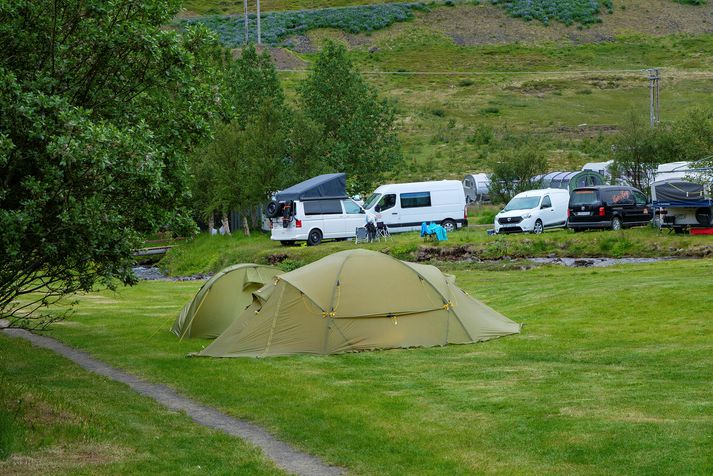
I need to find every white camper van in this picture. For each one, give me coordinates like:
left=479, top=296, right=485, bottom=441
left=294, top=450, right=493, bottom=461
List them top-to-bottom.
left=268, top=173, right=366, bottom=246
left=363, top=180, right=467, bottom=233
left=494, top=188, right=569, bottom=234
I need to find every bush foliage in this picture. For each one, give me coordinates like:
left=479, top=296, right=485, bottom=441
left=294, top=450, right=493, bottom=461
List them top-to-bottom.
left=490, top=0, right=613, bottom=26
left=180, top=3, right=427, bottom=46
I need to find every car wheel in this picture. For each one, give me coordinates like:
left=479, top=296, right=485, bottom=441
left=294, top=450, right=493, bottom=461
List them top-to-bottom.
left=611, top=216, right=622, bottom=231
left=441, top=219, right=457, bottom=233
left=533, top=219, right=544, bottom=235
left=307, top=229, right=322, bottom=246
left=280, top=240, right=295, bottom=247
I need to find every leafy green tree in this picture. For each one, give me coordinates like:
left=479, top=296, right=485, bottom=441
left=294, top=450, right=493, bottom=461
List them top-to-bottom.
left=0, top=0, right=229, bottom=327
left=298, top=41, right=402, bottom=195
left=190, top=45, right=288, bottom=233
left=611, top=109, right=713, bottom=192
left=610, top=113, right=663, bottom=191
left=488, top=143, right=549, bottom=204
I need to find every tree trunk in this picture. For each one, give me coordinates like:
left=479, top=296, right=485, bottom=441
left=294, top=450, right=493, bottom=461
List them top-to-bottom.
left=221, top=213, right=231, bottom=235
left=208, top=214, right=215, bottom=235
left=242, top=216, right=251, bottom=237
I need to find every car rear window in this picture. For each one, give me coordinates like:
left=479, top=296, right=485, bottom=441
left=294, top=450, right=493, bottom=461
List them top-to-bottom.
left=570, top=190, right=599, bottom=205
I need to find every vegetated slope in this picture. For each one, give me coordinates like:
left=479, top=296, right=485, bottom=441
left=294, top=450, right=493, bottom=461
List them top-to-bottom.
left=187, top=0, right=713, bottom=180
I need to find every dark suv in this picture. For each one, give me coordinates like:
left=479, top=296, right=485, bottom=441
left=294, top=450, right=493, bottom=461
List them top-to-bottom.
left=567, top=186, right=651, bottom=231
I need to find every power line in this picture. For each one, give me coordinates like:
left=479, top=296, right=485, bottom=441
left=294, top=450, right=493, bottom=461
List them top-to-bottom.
left=276, top=68, right=713, bottom=77
left=278, top=68, right=649, bottom=75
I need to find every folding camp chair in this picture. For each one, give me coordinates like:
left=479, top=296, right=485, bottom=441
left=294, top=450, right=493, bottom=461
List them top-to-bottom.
left=375, top=222, right=392, bottom=241
left=355, top=226, right=369, bottom=244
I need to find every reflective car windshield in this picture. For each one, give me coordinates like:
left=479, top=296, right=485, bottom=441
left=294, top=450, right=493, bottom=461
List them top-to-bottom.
left=363, top=193, right=381, bottom=209
left=504, top=196, right=540, bottom=211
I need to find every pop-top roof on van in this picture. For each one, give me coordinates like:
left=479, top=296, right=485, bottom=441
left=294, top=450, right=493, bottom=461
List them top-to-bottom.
left=275, top=173, right=347, bottom=202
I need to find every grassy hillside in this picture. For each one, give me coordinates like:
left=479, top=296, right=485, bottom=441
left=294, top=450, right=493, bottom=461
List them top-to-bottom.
left=184, top=0, right=713, bottom=180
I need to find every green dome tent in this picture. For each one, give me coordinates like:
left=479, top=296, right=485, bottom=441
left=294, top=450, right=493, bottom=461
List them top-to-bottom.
left=195, top=250, right=520, bottom=357
left=172, top=263, right=282, bottom=339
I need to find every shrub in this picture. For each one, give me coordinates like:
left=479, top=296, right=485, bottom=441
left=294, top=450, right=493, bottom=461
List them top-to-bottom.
left=491, top=0, right=613, bottom=27
left=179, top=3, right=426, bottom=47
left=480, top=106, right=501, bottom=115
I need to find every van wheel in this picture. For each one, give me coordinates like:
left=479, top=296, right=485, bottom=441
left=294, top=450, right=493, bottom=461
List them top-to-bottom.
left=611, top=217, right=622, bottom=231
left=441, top=219, right=457, bottom=232
left=533, top=219, right=544, bottom=234
left=307, top=229, right=322, bottom=246
left=280, top=240, right=295, bottom=247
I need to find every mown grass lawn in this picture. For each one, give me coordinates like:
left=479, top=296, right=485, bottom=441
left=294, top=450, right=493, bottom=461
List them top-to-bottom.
left=26, top=257, right=713, bottom=474
left=0, top=335, right=283, bottom=475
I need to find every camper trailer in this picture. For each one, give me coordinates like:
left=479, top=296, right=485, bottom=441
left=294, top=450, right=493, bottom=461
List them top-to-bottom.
left=651, top=160, right=713, bottom=233
left=582, top=161, right=614, bottom=181
left=532, top=170, right=607, bottom=192
left=462, top=173, right=491, bottom=203
left=363, top=180, right=467, bottom=233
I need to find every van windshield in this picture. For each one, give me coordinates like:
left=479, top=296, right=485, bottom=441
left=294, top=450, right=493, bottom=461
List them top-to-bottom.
left=363, top=193, right=381, bottom=209
left=504, top=196, right=540, bottom=211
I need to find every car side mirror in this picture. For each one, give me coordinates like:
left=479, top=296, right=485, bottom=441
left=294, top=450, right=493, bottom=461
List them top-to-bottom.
left=360, top=209, right=365, bottom=214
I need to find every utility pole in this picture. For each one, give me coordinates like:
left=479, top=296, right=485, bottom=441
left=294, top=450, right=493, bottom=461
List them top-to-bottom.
left=244, top=0, right=249, bottom=44
left=257, top=0, right=261, bottom=45
left=647, top=68, right=660, bottom=128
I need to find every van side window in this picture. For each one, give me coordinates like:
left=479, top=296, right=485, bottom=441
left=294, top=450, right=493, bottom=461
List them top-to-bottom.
left=464, top=179, right=472, bottom=188
left=612, top=190, right=634, bottom=205
left=633, top=191, right=647, bottom=206
left=400, top=192, right=431, bottom=208
left=377, top=194, right=396, bottom=211
left=541, top=195, right=552, bottom=208
left=303, top=200, right=343, bottom=215
left=342, top=200, right=362, bottom=214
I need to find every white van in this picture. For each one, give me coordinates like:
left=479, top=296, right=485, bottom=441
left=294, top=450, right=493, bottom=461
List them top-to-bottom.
left=268, top=173, right=368, bottom=246
left=363, top=180, right=467, bottom=233
left=494, top=188, right=569, bottom=234
left=271, top=197, right=366, bottom=246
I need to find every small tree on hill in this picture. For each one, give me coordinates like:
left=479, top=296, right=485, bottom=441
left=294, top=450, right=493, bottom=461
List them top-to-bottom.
left=299, top=41, right=402, bottom=195
left=191, top=45, right=289, bottom=234
left=488, top=144, right=549, bottom=204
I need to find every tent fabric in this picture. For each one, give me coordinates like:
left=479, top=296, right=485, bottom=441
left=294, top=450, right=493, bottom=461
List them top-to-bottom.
left=274, top=173, right=347, bottom=202
left=652, top=179, right=706, bottom=202
left=195, top=250, right=520, bottom=357
left=171, top=264, right=282, bottom=339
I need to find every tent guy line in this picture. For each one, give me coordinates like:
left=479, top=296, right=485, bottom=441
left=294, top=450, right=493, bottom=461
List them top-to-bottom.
left=0, top=324, right=344, bottom=476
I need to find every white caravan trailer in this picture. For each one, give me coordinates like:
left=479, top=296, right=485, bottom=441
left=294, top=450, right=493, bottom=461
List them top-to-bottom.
left=582, top=161, right=614, bottom=180
left=654, top=161, right=712, bottom=182
left=462, top=173, right=491, bottom=203
left=363, top=180, right=468, bottom=233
